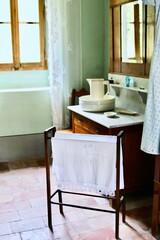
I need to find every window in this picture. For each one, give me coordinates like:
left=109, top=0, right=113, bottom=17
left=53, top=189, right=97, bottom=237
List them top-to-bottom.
left=0, top=0, right=47, bottom=71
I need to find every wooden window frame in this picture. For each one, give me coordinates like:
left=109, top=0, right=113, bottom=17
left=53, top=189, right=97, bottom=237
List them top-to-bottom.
left=0, top=0, right=47, bottom=71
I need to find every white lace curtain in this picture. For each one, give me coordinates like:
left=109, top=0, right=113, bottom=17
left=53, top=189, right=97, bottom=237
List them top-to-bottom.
left=45, top=0, right=82, bottom=129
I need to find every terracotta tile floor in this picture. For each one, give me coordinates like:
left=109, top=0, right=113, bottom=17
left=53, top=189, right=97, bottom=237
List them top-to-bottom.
left=0, top=159, right=159, bottom=240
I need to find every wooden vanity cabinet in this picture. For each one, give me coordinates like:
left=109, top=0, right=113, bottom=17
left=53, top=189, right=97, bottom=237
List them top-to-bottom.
left=72, top=112, right=154, bottom=193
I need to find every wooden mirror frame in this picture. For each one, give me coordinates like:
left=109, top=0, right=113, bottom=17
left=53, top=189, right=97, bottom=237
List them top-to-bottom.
left=109, top=0, right=155, bottom=77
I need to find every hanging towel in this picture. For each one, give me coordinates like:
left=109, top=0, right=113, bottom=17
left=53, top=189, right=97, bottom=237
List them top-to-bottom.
left=52, top=132, right=124, bottom=196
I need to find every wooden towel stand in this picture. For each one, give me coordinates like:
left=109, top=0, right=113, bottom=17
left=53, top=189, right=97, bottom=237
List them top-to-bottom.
left=44, top=126, right=126, bottom=239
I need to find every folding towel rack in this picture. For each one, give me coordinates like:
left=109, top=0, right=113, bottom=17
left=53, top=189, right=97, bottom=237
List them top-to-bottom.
left=44, top=126, right=126, bottom=239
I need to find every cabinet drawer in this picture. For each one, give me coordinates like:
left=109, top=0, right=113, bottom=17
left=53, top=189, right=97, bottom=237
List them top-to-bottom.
left=73, top=112, right=109, bottom=135
left=73, top=113, right=86, bottom=128
left=74, top=125, right=94, bottom=134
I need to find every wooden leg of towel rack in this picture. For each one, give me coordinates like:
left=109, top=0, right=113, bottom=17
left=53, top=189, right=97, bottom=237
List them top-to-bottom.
left=44, top=130, right=53, bottom=231
left=46, top=167, right=53, bottom=230
left=58, top=190, right=64, bottom=215
left=115, top=193, right=120, bottom=239
left=122, top=198, right=126, bottom=223
left=115, top=211, right=119, bottom=239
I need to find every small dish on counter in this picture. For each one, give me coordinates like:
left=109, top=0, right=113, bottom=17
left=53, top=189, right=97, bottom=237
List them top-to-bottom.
left=116, top=108, right=138, bottom=115
left=104, top=111, right=117, bottom=118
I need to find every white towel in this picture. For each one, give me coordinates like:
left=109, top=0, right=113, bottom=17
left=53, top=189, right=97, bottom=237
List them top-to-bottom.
left=52, top=133, right=124, bottom=196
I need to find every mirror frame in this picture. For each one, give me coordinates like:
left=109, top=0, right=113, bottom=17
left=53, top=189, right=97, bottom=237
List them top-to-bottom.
left=109, top=0, right=155, bottom=77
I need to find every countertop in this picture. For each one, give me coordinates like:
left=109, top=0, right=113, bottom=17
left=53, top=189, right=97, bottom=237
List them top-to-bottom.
left=68, top=105, right=144, bottom=129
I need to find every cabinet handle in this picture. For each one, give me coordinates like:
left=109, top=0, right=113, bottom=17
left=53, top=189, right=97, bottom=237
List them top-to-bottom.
left=78, top=118, right=83, bottom=123
left=96, top=129, right=100, bottom=134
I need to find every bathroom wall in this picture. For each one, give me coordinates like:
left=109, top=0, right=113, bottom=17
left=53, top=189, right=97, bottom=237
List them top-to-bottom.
left=81, top=0, right=110, bottom=90
left=0, top=70, right=52, bottom=162
left=0, top=70, right=52, bottom=136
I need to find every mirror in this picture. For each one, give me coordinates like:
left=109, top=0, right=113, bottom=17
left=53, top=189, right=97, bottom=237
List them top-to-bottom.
left=110, top=0, right=155, bottom=77
left=121, top=1, right=144, bottom=63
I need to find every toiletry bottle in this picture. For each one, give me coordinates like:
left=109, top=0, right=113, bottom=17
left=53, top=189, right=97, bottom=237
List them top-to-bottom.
left=125, top=76, right=130, bottom=87
left=133, top=78, right=137, bottom=87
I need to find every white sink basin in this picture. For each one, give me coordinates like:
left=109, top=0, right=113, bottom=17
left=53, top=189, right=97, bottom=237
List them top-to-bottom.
left=79, top=95, right=115, bottom=112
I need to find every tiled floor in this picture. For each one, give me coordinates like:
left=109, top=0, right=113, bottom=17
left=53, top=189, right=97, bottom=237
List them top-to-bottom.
left=0, top=159, right=159, bottom=240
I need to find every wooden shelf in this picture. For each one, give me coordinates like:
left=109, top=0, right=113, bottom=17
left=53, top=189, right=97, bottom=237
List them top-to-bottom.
left=110, top=84, right=148, bottom=95
left=110, top=84, right=147, bottom=104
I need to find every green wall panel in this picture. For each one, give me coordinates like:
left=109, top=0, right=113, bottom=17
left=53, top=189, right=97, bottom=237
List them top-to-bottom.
left=81, top=0, right=109, bottom=89
left=0, top=90, right=52, bottom=136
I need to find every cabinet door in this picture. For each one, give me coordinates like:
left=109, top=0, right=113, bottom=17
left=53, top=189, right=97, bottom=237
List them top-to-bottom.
left=110, top=125, right=154, bottom=192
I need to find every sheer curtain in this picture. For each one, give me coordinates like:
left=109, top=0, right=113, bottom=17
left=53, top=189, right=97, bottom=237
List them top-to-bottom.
left=45, top=0, right=82, bottom=129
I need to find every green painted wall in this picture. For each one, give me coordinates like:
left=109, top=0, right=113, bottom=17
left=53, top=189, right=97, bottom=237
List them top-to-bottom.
left=81, top=0, right=109, bottom=90
left=104, top=0, right=110, bottom=79
left=0, top=70, right=52, bottom=137
left=0, top=70, right=49, bottom=89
